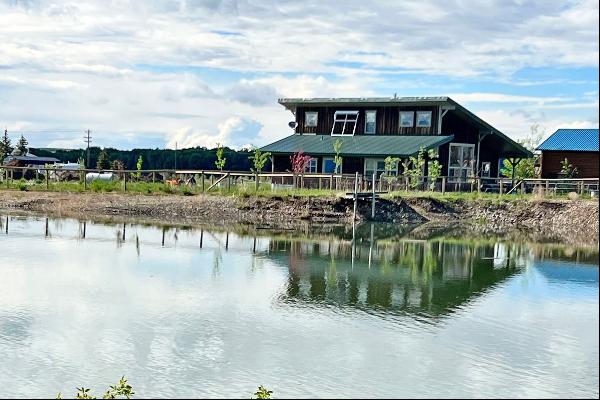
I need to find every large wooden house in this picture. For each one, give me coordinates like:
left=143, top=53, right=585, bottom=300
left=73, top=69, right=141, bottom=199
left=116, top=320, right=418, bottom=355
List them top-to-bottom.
left=261, top=97, right=531, bottom=180
left=536, top=129, right=599, bottom=178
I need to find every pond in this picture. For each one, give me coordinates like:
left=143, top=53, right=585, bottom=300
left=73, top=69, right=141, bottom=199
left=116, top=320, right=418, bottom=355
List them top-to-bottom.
left=0, top=214, right=598, bottom=398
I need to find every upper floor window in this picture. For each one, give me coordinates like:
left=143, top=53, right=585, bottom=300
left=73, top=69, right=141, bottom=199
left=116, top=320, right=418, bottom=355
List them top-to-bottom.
left=364, top=110, right=376, bottom=134
left=305, top=111, right=318, bottom=128
left=331, top=111, right=358, bottom=135
left=399, top=111, right=414, bottom=128
left=416, top=111, right=432, bottom=127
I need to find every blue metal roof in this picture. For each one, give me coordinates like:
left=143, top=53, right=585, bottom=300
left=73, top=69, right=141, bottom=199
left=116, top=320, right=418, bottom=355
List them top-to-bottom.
left=537, top=129, right=599, bottom=152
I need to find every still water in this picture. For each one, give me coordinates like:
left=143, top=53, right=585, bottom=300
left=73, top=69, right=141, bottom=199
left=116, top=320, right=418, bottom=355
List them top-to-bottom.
left=0, top=215, right=598, bottom=398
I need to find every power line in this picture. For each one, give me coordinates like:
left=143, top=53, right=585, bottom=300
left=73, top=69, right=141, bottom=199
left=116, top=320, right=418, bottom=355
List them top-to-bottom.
left=84, top=129, right=92, bottom=168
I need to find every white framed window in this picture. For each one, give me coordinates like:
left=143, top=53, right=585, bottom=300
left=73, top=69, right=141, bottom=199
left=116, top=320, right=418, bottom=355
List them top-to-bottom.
left=331, top=110, right=359, bottom=135
left=364, top=110, right=376, bottom=134
left=305, top=111, right=318, bottom=128
left=399, top=111, right=414, bottom=128
left=416, top=111, right=432, bottom=127
left=448, top=143, right=475, bottom=182
left=323, top=157, right=341, bottom=173
left=304, top=158, right=318, bottom=173
left=364, top=158, right=388, bottom=178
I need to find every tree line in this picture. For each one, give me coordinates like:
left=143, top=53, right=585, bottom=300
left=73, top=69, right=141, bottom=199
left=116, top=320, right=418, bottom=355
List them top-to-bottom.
left=29, top=145, right=267, bottom=171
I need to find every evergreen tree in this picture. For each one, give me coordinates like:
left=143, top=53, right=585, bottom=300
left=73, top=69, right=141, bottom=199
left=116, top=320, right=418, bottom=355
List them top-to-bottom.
left=0, top=129, right=13, bottom=162
left=16, top=135, right=28, bottom=156
left=96, top=149, right=110, bottom=170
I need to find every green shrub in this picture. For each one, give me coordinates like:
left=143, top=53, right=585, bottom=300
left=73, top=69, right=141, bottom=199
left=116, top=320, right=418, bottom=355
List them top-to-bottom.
left=17, top=178, right=28, bottom=191
left=90, top=180, right=119, bottom=192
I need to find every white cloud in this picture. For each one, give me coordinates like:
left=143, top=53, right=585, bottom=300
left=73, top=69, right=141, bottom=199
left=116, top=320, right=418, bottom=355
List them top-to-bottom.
left=449, top=92, right=570, bottom=105
left=476, top=109, right=599, bottom=142
left=164, top=116, right=262, bottom=149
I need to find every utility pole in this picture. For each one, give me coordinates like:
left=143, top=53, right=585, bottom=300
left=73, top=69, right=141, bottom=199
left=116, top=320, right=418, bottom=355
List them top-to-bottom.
left=83, top=129, right=92, bottom=168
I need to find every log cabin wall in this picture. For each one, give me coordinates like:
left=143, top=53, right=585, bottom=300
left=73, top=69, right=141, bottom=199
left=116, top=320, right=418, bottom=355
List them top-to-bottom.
left=295, top=105, right=439, bottom=135
left=541, top=151, right=599, bottom=178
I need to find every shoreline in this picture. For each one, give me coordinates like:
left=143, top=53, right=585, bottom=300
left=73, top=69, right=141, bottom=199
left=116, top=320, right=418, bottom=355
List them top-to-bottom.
left=1, top=189, right=598, bottom=246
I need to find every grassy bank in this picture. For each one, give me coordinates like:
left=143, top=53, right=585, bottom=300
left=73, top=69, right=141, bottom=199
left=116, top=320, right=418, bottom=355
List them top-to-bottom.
left=2, top=177, right=597, bottom=202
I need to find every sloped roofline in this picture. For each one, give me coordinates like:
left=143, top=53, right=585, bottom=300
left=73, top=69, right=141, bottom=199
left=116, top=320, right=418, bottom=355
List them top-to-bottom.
left=278, top=96, right=532, bottom=158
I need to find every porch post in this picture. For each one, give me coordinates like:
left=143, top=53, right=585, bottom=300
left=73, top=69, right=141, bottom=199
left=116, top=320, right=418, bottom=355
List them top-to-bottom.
left=476, top=131, right=493, bottom=177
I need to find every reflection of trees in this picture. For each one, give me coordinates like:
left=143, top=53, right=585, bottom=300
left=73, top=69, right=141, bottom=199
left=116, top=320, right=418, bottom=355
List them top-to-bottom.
left=272, top=238, right=530, bottom=318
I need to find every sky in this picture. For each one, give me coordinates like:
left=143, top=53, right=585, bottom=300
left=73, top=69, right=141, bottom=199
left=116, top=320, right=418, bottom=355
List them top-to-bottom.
left=0, top=0, right=598, bottom=150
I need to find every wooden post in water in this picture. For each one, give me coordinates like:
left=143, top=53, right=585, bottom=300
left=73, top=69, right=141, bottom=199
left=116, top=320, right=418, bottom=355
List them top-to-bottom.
left=353, top=172, right=359, bottom=221
left=371, top=172, right=376, bottom=219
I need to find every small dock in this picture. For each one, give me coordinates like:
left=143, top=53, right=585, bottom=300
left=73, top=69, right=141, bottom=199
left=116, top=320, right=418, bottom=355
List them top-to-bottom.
left=343, top=191, right=386, bottom=200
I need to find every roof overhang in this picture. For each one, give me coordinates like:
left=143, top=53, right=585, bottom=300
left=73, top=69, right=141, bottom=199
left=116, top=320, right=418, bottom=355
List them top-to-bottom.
left=261, top=134, right=454, bottom=157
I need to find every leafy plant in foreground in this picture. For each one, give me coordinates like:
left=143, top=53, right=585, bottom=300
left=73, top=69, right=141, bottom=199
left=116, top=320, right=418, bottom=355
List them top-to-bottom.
left=56, top=377, right=271, bottom=399
left=253, top=385, right=273, bottom=399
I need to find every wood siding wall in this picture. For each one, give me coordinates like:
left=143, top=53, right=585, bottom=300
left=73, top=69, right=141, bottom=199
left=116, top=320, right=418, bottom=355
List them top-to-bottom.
left=295, top=105, right=439, bottom=135
left=541, top=151, right=599, bottom=178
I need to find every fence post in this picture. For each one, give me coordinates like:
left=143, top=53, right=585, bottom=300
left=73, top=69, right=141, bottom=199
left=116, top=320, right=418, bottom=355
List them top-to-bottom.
left=45, top=169, right=49, bottom=189
left=83, top=170, right=87, bottom=190
left=123, top=172, right=127, bottom=191
left=152, top=172, right=156, bottom=183
left=201, top=172, right=205, bottom=192
left=353, top=172, right=359, bottom=221
left=371, top=172, right=376, bottom=219
left=330, top=174, right=334, bottom=190
left=441, top=177, right=446, bottom=194
left=477, top=178, right=481, bottom=194
left=499, top=179, right=503, bottom=196
left=520, top=181, right=525, bottom=195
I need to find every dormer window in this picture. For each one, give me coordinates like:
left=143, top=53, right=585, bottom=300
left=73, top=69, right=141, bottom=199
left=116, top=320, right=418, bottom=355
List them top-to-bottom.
left=331, top=110, right=358, bottom=135
left=305, top=111, right=318, bottom=127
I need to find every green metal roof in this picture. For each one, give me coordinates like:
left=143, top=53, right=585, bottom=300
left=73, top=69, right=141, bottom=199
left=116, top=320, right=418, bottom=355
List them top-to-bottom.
left=261, top=134, right=454, bottom=157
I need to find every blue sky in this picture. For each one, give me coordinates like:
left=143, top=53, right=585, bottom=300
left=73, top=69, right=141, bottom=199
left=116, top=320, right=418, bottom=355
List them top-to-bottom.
left=0, top=0, right=598, bottom=150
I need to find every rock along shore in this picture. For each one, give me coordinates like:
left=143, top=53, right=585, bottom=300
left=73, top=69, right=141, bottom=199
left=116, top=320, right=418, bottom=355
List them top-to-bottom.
left=1, top=190, right=597, bottom=246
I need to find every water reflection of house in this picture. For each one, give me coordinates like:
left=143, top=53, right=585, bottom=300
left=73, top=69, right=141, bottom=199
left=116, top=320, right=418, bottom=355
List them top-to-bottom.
left=267, top=238, right=525, bottom=318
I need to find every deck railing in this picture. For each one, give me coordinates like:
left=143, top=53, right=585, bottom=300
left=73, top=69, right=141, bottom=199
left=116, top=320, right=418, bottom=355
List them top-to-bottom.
left=1, top=165, right=598, bottom=197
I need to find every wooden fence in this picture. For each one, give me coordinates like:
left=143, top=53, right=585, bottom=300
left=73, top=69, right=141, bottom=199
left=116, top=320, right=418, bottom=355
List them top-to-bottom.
left=1, top=165, right=598, bottom=196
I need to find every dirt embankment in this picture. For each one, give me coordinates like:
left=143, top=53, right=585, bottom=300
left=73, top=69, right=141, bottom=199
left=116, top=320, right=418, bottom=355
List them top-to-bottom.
left=0, top=190, right=598, bottom=245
